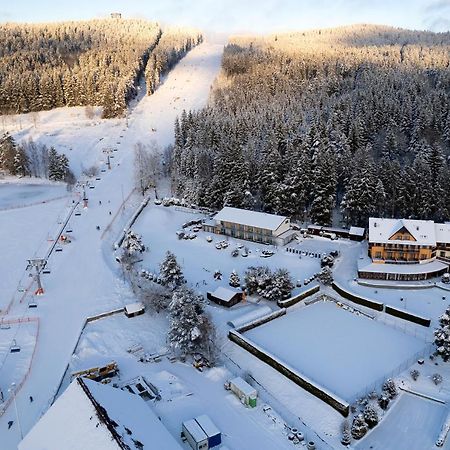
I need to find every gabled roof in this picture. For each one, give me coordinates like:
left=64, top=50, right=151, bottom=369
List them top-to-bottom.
left=214, top=207, right=287, bottom=231
left=368, top=218, right=436, bottom=246
left=210, top=286, right=240, bottom=303
left=19, top=378, right=181, bottom=450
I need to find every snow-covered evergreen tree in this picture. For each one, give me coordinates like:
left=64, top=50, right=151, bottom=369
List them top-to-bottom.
left=122, top=230, right=146, bottom=255
left=159, top=251, right=184, bottom=288
left=317, top=266, right=333, bottom=285
left=229, top=270, right=241, bottom=288
left=435, top=306, right=450, bottom=361
left=340, top=420, right=351, bottom=446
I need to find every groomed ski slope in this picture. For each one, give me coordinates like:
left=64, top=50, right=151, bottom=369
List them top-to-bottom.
left=0, top=39, right=225, bottom=450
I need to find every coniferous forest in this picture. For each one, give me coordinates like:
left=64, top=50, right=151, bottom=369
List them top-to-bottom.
left=0, top=19, right=202, bottom=119
left=171, top=25, right=450, bottom=226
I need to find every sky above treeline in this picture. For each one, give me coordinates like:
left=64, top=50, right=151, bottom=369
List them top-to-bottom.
left=1, top=0, right=449, bottom=33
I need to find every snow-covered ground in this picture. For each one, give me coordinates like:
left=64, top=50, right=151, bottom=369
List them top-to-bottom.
left=0, top=39, right=226, bottom=450
left=244, top=300, right=425, bottom=402
left=63, top=312, right=302, bottom=450
left=355, top=392, right=449, bottom=450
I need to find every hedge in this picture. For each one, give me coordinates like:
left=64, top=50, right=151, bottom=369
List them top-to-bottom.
left=277, top=285, right=320, bottom=308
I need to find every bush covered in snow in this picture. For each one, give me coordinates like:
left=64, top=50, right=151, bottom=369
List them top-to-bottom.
left=159, top=251, right=185, bottom=288
left=244, top=266, right=293, bottom=301
left=317, top=266, right=333, bottom=285
left=434, top=306, right=450, bottom=361
left=410, top=369, right=420, bottom=381
left=432, top=373, right=443, bottom=385
left=382, top=378, right=397, bottom=399
left=378, top=394, right=390, bottom=410
left=363, top=404, right=379, bottom=428
left=351, top=414, right=368, bottom=439
left=340, top=420, right=352, bottom=446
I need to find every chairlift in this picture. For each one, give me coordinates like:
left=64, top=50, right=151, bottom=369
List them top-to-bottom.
left=101, top=169, right=106, bottom=172
left=96, top=177, right=101, bottom=181
left=89, top=185, right=95, bottom=189
left=74, top=211, right=81, bottom=216
left=66, top=225, right=73, bottom=233
left=55, top=246, right=63, bottom=252
left=43, top=265, right=51, bottom=274
left=17, top=285, right=25, bottom=293
left=28, top=300, right=38, bottom=308
left=0, top=322, right=11, bottom=330
left=10, top=340, right=21, bottom=353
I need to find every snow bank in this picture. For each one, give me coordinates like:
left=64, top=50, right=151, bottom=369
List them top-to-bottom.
left=227, top=306, right=273, bottom=329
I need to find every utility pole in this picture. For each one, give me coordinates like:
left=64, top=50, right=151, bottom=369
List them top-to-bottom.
left=103, top=148, right=113, bottom=170
left=26, top=259, right=46, bottom=295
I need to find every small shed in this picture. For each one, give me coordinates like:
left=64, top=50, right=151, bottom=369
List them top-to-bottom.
left=349, top=226, right=366, bottom=241
left=207, top=287, right=242, bottom=307
left=124, top=302, right=145, bottom=318
left=229, top=377, right=257, bottom=408
left=195, top=415, right=221, bottom=448
left=182, top=419, right=209, bottom=450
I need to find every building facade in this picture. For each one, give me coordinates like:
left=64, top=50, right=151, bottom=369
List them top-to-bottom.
left=203, top=207, right=292, bottom=245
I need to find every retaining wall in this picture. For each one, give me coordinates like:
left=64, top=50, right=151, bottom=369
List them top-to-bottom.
left=331, top=282, right=384, bottom=311
left=277, top=285, right=320, bottom=308
left=384, top=305, right=431, bottom=327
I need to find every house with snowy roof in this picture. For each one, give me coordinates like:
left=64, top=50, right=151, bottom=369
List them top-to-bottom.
left=203, top=206, right=294, bottom=245
left=359, top=218, right=450, bottom=281
left=19, top=377, right=181, bottom=450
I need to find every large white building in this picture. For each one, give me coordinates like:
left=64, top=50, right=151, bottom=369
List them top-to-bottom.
left=203, top=206, right=294, bottom=245
left=359, top=218, right=450, bottom=281
left=19, top=377, right=181, bottom=450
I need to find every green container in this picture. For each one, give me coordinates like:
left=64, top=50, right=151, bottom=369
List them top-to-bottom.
left=248, top=396, right=257, bottom=408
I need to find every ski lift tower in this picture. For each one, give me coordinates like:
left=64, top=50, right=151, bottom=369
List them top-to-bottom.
left=103, top=148, right=113, bottom=170
left=82, top=183, right=88, bottom=208
left=26, top=258, right=46, bottom=295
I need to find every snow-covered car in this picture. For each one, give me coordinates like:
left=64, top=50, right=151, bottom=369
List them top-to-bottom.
left=162, top=198, right=171, bottom=207
left=154, top=199, right=162, bottom=205
left=193, top=226, right=202, bottom=232
left=176, top=231, right=185, bottom=239
left=188, top=233, right=196, bottom=239
left=206, top=236, right=213, bottom=243
left=220, top=241, right=229, bottom=249
left=215, top=243, right=222, bottom=250
left=237, top=244, right=244, bottom=249
left=241, top=250, right=249, bottom=257
left=261, top=250, right=274, bottom=257
left=442, top=273, right=450, bottom=284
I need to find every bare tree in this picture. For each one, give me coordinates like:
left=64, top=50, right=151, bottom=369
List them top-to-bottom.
left=134, top=141, right=162, bottom=196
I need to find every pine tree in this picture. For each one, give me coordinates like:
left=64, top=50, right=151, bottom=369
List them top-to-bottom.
left=13, top=147, right=29, bottom=177
left=310, top=147, right=337, bottom=226
left=122, top=230, right=145, bottom=255
left=159, top=251, right=184, bottom=288
left=229, top=270, right=241, bottom=288
left=435, top=306, right=450, bottom=361
left=382, top=378, right=397, bottom=399
left=340, top=420, right=351, bottom=446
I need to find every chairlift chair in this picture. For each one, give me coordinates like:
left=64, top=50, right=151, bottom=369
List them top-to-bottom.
left=10, top=340, right=21, bottom=353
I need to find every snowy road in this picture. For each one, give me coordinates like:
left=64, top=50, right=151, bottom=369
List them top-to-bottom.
left=0, top=40, right=225, bottom=449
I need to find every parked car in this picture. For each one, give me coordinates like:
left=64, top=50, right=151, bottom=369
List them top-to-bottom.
left=154, top=199, right=162, bottom=205
left=206, top=236, right=213, bottom=243
left=442, top=273, right=450, bottom=284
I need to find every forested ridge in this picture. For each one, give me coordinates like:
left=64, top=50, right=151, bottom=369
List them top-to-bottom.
left=0, top=19, right=202, bottom=119
left=171, top=25, right=450, bottom=226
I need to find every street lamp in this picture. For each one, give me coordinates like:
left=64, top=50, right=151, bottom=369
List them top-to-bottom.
left=8, top=382, right=23, bottom=440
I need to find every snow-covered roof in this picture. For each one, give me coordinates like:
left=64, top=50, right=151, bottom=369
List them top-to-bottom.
left=213, top=207, right=288, bottom=231
left=368, top=218, right=436, bottom=246
left=435, top=223, right=450, bottom=244
left=349, top=226, right=365, bottom=237
left=359, top=259, right=448, bottom=274
left=210, top=286, right=239, bottom=303
left=125, top=302, right=145, bottom=314
left=227, top=305, right=273, bottom=328
left=230, top=377, right=257, bottom=396
left=19, top=378, right=181, bottom=450
left=195, top=415, right=220, bottom=438
left=183, top=419, right=208, bottom=443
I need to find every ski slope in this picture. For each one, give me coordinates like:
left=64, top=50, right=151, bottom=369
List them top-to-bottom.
left=0, top=39, right=225, bottom=450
